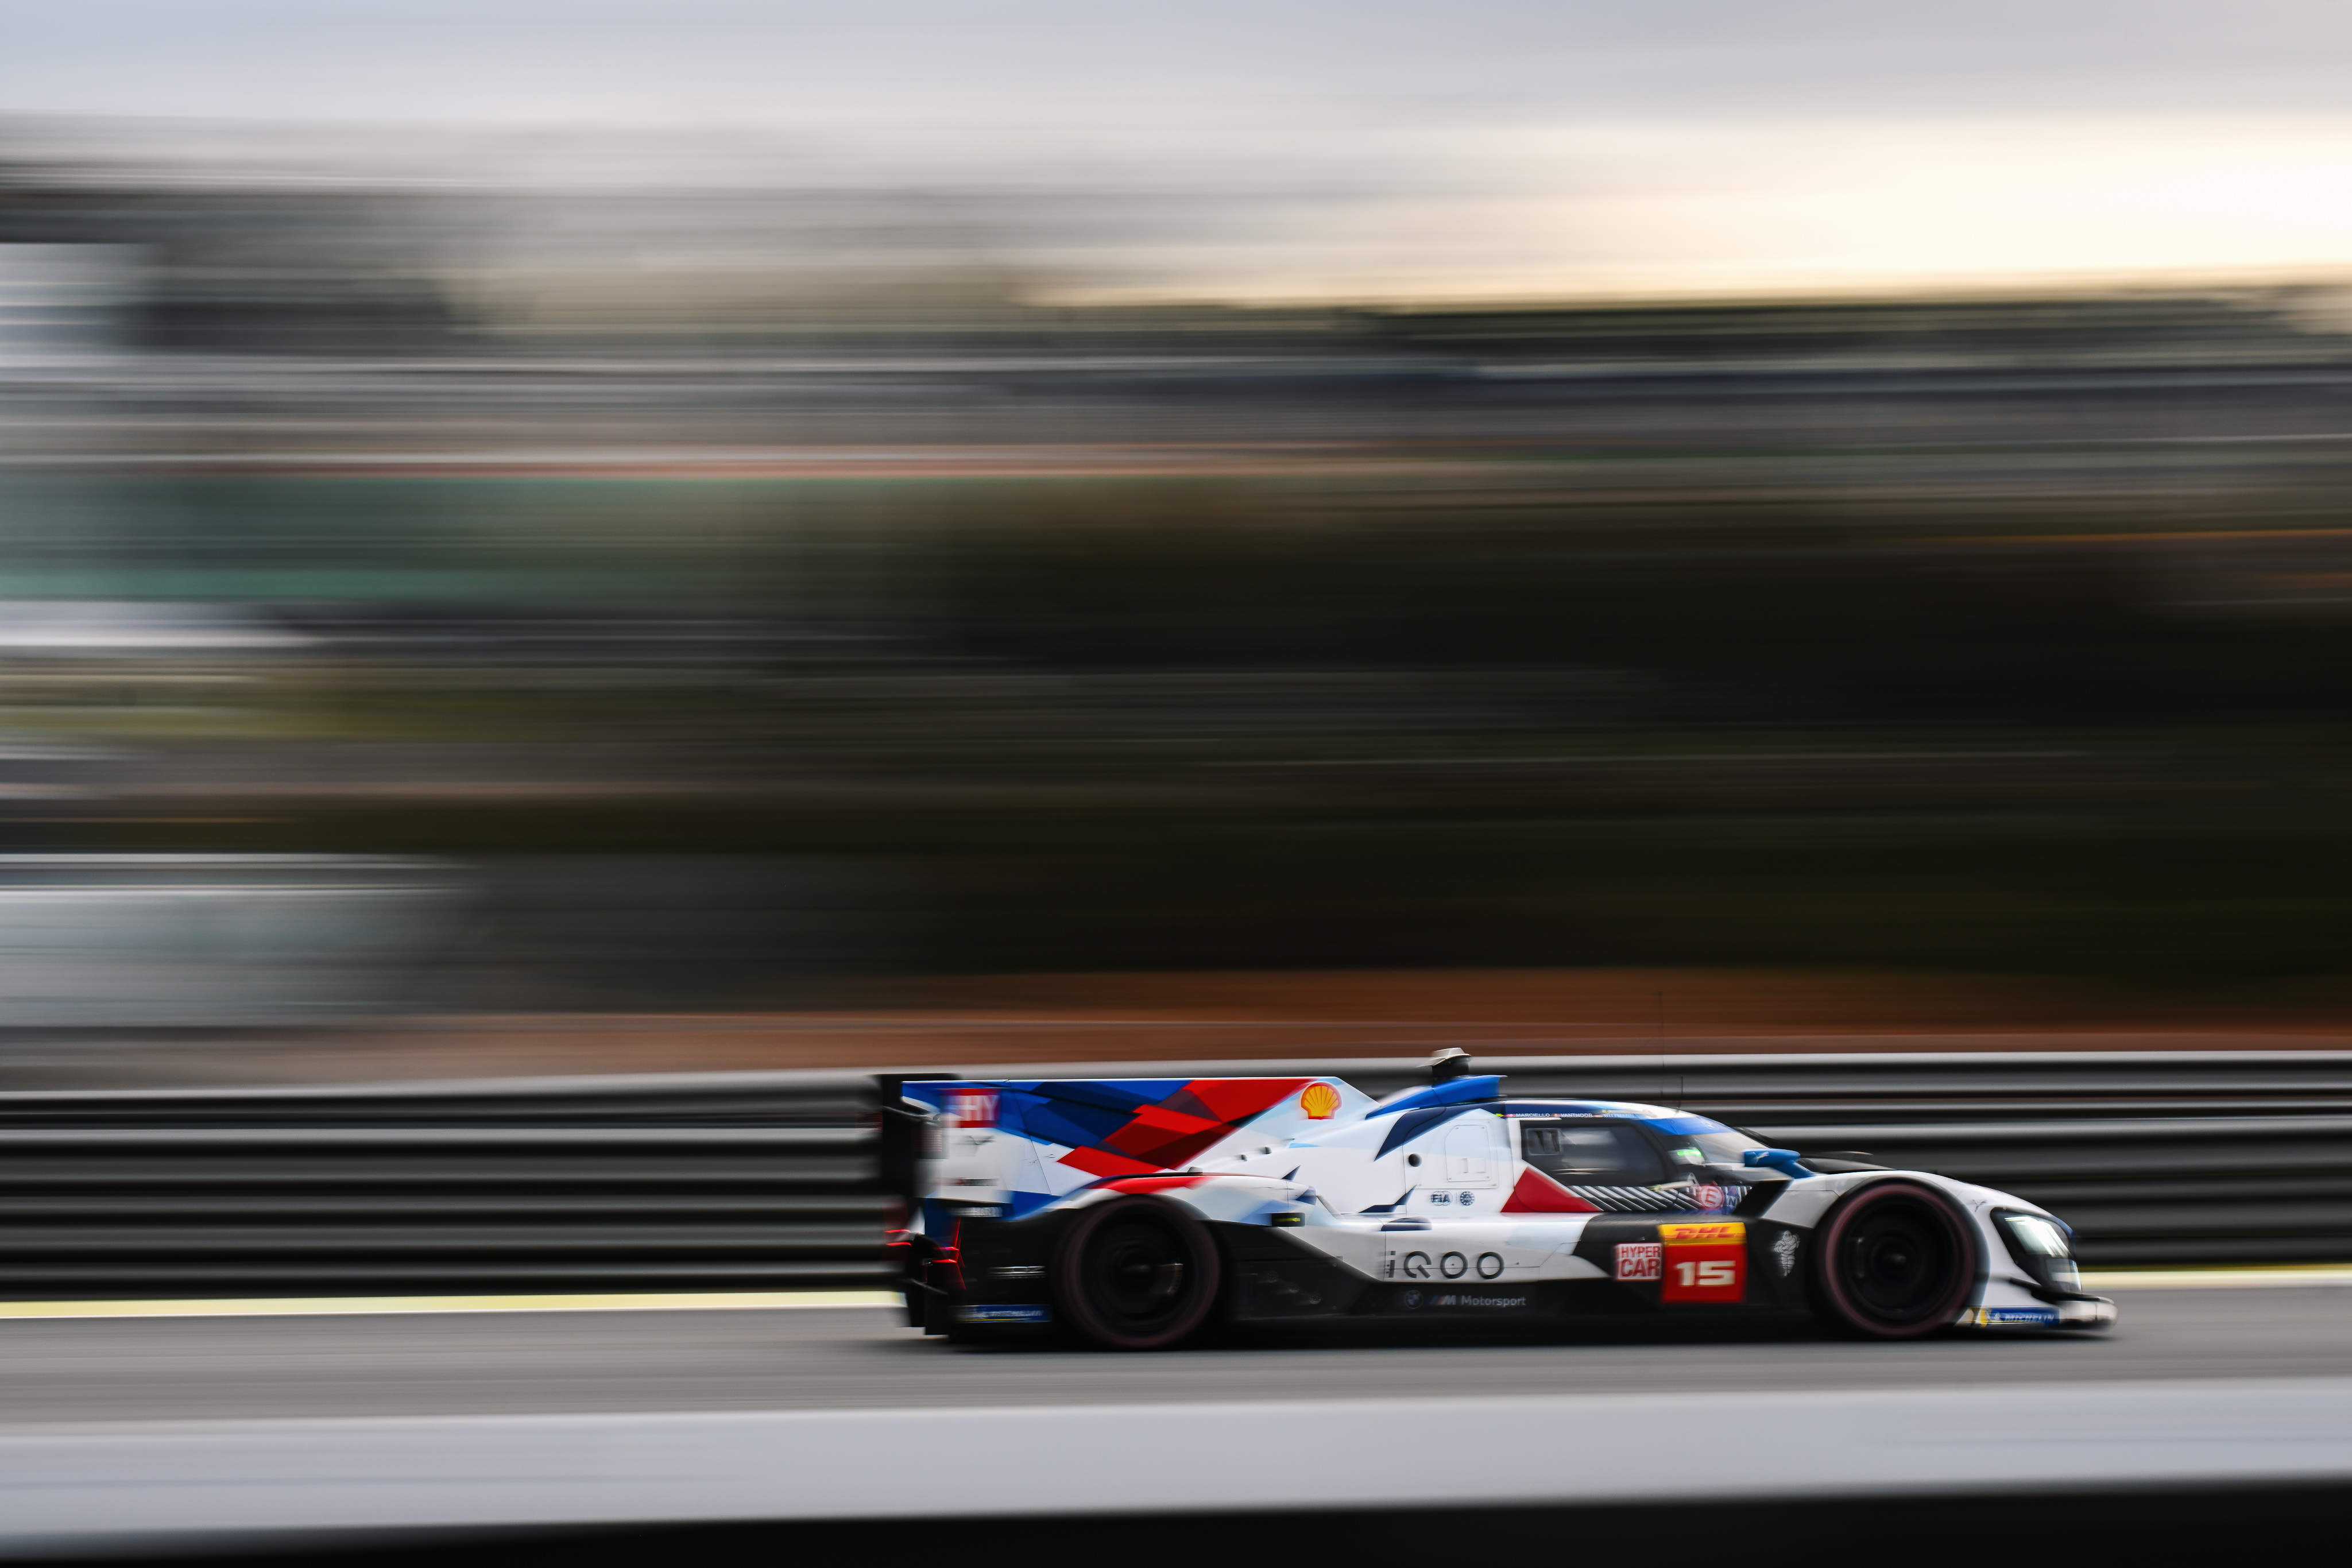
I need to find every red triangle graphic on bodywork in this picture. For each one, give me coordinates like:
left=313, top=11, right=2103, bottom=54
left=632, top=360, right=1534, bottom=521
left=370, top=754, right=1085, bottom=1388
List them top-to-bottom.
left=1181, top=1078, right=1311, bottom=1124
left=1059, top=1145, right=1169, bottom=1179
left=1503, top=1167, right=1601, bottom=1213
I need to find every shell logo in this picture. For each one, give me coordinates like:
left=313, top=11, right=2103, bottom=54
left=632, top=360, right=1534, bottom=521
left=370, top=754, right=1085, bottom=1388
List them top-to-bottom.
left=1299, top=1082, right=1342, bottom=1120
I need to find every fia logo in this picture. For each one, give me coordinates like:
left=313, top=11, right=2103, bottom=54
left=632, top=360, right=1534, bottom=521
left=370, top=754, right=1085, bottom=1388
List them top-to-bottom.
left=1429, top=1190, right=1452, bottom=1205
left=1457, top=1191, right=1476, bottom=1207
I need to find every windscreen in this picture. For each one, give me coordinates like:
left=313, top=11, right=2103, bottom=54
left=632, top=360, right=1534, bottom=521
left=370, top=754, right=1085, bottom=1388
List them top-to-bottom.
left=1646, top=1115, right=1772, bottom=1171
left=1519, top=1122, right=1665, bottom=1185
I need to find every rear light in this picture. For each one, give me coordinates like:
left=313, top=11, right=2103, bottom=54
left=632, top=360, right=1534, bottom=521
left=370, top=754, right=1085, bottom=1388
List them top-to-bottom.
left=935, top=1221, right=966, bottom=1294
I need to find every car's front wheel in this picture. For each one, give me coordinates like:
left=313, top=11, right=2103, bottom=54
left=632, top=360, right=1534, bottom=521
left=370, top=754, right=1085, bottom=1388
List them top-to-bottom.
left=1811, top=1180, right=1980, bottom=1339
left=1052, top=1196, right=1221, bottom=1350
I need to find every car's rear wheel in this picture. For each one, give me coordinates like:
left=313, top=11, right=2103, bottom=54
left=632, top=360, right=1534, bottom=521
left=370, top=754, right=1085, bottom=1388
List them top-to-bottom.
left=1811, top=1180, right=1980, bottom=1339
left=1052, top=1197, right=1221, bottom=1350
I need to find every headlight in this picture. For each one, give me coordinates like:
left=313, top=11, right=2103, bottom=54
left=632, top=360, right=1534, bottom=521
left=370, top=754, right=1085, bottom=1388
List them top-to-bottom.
left=1995, top=1209, right=2082, bottom=1295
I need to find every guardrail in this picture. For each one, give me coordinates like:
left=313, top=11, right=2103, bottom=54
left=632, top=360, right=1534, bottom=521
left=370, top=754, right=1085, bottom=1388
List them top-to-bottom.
left=3, top=1051, right=2349, bottom=1296
left=1465, top=1052, right=2352, bottom=1267
left=0, top=1072, right=885, bottom=1296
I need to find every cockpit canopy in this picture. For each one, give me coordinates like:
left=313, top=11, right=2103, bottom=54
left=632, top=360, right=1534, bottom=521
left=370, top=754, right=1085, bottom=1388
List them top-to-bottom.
left=1329, top=1096, right=1773, bottom=1171
left=1502, top=1104, right=1771, bottom=1180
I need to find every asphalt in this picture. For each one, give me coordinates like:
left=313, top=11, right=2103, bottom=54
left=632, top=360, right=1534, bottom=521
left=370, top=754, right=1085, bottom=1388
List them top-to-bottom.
left=2, top=1284, right=2346, bottom=1426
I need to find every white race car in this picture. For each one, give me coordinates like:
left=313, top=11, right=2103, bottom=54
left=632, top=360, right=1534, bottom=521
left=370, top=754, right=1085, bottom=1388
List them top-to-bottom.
left=881, top=1054, right=2115, bottom=1349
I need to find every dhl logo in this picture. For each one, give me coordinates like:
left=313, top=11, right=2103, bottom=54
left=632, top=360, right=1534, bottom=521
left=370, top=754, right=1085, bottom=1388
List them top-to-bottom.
left=1658, top=1222, right=1746, bottom=1245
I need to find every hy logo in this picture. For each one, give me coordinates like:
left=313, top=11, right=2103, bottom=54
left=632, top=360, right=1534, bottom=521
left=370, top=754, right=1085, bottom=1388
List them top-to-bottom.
left=948, top=1090, right=999, bottom=1129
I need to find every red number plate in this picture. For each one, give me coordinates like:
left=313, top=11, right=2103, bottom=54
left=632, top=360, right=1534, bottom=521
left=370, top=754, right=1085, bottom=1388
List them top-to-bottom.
left=1658, top=1221, right=1747, bottom=1303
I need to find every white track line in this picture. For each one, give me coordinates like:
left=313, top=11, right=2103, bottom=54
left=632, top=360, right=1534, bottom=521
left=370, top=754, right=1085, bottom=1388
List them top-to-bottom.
left=4, top=1377, right=2352, bottom=1552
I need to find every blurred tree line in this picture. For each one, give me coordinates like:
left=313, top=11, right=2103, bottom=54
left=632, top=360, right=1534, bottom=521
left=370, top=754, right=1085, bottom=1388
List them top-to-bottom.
left=38, top=450, right=2352, bottom=993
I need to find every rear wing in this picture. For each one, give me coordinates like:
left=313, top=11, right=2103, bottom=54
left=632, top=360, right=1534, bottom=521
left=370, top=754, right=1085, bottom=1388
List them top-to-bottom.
left=874, top=1073, right=957, bottom=1222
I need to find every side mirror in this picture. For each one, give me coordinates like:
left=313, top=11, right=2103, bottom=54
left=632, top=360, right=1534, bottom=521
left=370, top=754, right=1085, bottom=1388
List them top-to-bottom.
left=1742, top=1147, right=1812, bottom=1180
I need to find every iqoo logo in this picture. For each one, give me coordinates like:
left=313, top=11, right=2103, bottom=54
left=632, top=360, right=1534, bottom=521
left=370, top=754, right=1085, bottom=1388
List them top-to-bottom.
left=1299, top=1083, right=1342, bottom=1120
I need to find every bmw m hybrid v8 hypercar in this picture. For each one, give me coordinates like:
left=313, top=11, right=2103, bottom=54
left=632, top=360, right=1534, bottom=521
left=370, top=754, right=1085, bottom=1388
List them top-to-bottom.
left=881, top=1054, right=2115, bottom=1349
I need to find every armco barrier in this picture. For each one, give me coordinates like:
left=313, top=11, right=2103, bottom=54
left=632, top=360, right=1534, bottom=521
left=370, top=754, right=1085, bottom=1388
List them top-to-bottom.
left=3, top=1051, right=2351, bottom=1296
left=0, top=1073, right=886, bottom=1297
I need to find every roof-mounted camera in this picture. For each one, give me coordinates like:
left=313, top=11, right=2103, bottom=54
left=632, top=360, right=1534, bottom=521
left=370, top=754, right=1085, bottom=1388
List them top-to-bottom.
left=1422, top=1047, right=1473, bottom=1083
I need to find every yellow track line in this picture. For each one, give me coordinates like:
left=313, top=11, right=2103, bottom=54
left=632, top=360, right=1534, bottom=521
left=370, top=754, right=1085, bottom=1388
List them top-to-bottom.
left=2084, top=1265, right=2352, bottom=1289
left=2, top=1268, right=2346, bottom=1320
left=0, top=1289, right=904, bottom=1319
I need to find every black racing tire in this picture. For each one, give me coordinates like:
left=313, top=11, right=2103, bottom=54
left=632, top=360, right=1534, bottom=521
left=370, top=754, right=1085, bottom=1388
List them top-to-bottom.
left=1810, top=1180, right=1980, bottom=1339
left=1051, top=1196, right=1223, bottom=1350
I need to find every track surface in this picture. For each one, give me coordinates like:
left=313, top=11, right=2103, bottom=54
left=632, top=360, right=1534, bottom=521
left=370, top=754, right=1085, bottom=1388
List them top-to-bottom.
left=0, top=1285, right=2346, bottom=1426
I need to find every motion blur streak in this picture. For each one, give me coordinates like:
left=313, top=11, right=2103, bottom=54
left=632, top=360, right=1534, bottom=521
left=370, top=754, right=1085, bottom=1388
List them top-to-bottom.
left=7, top=6, right=2352, bottom=1559
left=7, top=27, right=2352, bottom=1038
left=11, top=99, right=2352, bottom=1037
left=11, top=1288, right=2343, bottom=1561
left=0, top=1291, right=898, bottom=1318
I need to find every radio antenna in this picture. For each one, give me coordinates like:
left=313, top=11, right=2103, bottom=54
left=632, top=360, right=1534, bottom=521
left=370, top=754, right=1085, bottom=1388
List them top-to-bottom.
left=1656, top=989, right=1678, bottom=1109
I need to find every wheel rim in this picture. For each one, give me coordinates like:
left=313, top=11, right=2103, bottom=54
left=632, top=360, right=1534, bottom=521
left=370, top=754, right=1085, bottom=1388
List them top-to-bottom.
left=1838, top=1197, right=1960, bottom=1323
left=1084, top=1218, right=1195, bottom=1331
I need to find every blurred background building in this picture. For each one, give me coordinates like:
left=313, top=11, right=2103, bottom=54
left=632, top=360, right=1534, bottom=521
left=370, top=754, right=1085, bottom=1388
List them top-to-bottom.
left=4, top=5, right=2352, bottom=1043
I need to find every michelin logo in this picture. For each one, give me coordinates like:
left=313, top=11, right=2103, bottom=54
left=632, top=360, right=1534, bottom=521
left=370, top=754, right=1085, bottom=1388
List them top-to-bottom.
left=960, top=1303, right=1051, bottom=1323
left=1972, top=1306, right=2060, bottom=1328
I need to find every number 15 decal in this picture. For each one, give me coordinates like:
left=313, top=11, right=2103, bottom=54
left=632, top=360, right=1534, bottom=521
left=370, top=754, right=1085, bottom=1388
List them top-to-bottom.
left=1658, top=1222, right=1747, bottom=1303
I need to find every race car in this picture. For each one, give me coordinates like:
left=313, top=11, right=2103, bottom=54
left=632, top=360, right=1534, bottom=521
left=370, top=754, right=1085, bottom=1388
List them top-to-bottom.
left=879, top=1052, right=2116, bottom=1349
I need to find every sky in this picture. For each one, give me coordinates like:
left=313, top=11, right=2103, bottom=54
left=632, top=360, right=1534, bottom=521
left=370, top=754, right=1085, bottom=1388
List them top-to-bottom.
left=6, top=1, right=2352, bottom=300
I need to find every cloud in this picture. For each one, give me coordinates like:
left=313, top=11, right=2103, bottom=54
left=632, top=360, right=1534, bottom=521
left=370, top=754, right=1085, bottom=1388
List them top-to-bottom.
left=6, top=1, right=2352, bottom=128
left=9, top=2, right=2352, bottom=297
